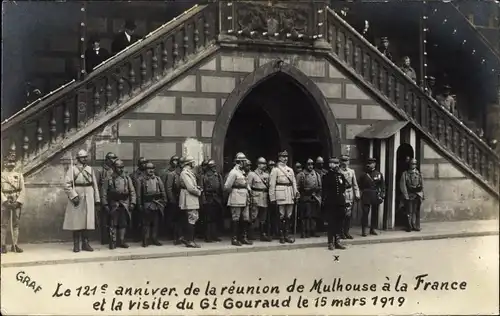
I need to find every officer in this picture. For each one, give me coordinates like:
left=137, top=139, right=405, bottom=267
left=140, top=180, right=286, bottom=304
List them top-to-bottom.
left=63, top=149, right=100, bottom=253
left=269, top=150, right=299, bottom=244
left=95, top=152, right=117, bottom=245
left=224, top=152, right=252, bottom=246
left=1, top=153, right=26, bottom=254
left=164, top=155, right=183, bottom=244
left=339, top=155, right=360, bottom=239
left=179, top=156, right=202, bottom=248
left=130, top=157, right=148, bottom=242
left=247, top=157, right=272, bottom=242
left=314, top=157, right=328, bottom=177
left=358, top=157, right=386, bottom=237
left=296, top=158, right=322, bottom=238
left=322, top=158, right=349, bottom=250
left=400, top=158, right=424, bottom=232
left=102, top=159, right=136, bottom=249
left=197, top=159, right=209, bottom=182
left=200, top=159, right=224, bottom=242
left=244, top=159, right=252, bottom=175
left=266, top=159, right=278, bottom=238
left=267, top=160, right=276, bottom=173
left=136, top=162, right=167, bottom=247
left=294, top=162, right=303, bottom=175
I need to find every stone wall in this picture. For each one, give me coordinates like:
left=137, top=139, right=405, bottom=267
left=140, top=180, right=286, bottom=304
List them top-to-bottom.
left=418, top=139, right=499, bottom=221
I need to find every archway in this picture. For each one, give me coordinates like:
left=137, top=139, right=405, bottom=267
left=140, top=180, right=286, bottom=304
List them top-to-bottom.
left=212, top=60, right=341, bottom=173
left=395, top=143, right=415, bottom=228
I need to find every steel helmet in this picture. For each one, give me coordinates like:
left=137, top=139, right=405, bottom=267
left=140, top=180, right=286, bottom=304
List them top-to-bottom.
left=77, top=149, right=88, bottom=158
left=235, top=152, right=246, bottom=161
left=257, top=157, right=267, bottom=164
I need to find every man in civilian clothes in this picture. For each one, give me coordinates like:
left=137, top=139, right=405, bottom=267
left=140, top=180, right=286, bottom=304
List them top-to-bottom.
left=111, top=20, right=140, bottom=55
left=85, top=36, right=110, bottom=74
left=95, top=152, right=117, bottom=245
left=358, top=157, right=386, bottom=237
left=400, top=158, right=424, bottom=232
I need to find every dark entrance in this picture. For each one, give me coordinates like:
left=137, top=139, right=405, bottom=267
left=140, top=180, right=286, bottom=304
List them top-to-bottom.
left=223, top=72, right=331, bottom=173
left=395, top=143, right=415, bottom=228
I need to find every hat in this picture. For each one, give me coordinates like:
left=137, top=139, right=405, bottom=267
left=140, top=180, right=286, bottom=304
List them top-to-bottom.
left=124, top=20, right=137, bottom=30
left=381, top=36, right=389, bottom=42
left=427, top=76, right=436, bottom=80
left=443, top=84, right=451, bottom=90
left=76, top=149, right=88, bottom=158
left=278, top=150, right=288, bottom=157
left=6, top=152, right=16, bottom=162
left=105, top=152, right=117, bottom=160
left=235, top=152, right=246, bottom=161
left=170, top=155, right=179, bottom=162
left=340, top=155, right=349, bottom=162
left=179, top=156, right=186, bottom=165
left=184, top=156, right=195, bottom=164
left=316, top=156, right=324, bottom=164
left=138, top=157, right=147, bottom=164
left=257, top=157, right=267, bottom=164
left=329, top=157, right=339, bottom=163
left=367, top=157, right=377, bottom=163
left=306, top=158, right=314, bottom=164
left=409, top=158, right=418, bottom=164
left=114, top=159, right=125, bottom=168
left=201, top=159, right=209, bottom=166
left=207, top=159, right=216, bottom=166
left=245, top=159, right=252, bottom=165
left=268, top=160, right=275, bottom=166
left=145, top=162, right=155, bottom=169
left=295, top=162, right=302, bottom=168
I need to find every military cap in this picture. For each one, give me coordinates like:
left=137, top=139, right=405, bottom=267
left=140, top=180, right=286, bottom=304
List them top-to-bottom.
left=124, top=19, right=137, bottom=30
left=381, top=36, right=389, bottom=42
left=76, top=149, right=88, bottom=158
left=278, top=150, right=288, bottom=157
left=105, top=152, right=117, bottom=160
left=235, top=152, right=246, bottom=161
left=170, top=155, right=179, bottom=162
left=340, top=155, right=350, bottom=162
left=184, top=156, right=195, bottom=164
left=316, top=156, right=324, bottom=164
left=257, top=157, right=267, bottom=164
left=329, top=157, right=340, bottom=163
left=367, top=157, right=377, bottom=163
left=306, top=158, right=314, bottom=164
left=409, top=158, right=418, bottom=164
left=114, top=159, right=125, bottom=168
left=207, top=159, right=216, bottom=166
left=145, top=162, right=155, bottom=169
left=295, top=162, right=302, bottom=168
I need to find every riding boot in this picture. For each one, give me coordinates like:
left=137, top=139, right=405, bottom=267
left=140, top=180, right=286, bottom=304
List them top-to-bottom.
left=405, top=213, right=413, bottom=232
left=344, top=217, right=353, bottom=239
left=310, top=218, right=319, bottom=237
left=279, top=219, right=286, bottom=244
left=284, top=219, right=295, bottom=243
left=300, top=220, right=307, bottom=238
left=151, top=221, right=162, bottom=246
left=231, top=221, right=242, bottom=246
left=247, top=221, right=256, bottom=241
left=204, top=222, right=213, bottom=243
left=240, top=222, right=253, bottom=245
left=259, top=222, right=272, bottom=242
left=211, top=223, right=222, bottom=242
left=186, top=224, right=201, bottom=248
left=142, top=225, right=150, bottom=247
left=361, top=225, right=367, bottom=237
left=11, top=227, right=23, bottom=253
left=109, top=227, right=116, bottom=249
left=118, top=228, right=129, bottom=248
left=370, top=228, right=378, bottom=235
left=81, top=230, right=94, bottom=252
left=73, top=231, right=80, bottom=253
left=334, top=234, right=346, bottom=250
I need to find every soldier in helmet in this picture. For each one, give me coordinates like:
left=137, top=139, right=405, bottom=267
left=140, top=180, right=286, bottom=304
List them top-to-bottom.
left=63, top=149, right=101, bottom=253
left=269, top=150, right=299, bottom=244
left=95, top=152, right=117, bottom=245
left=224, top=152, right=252, bottom=246
left=1, top=153, right=26, bottom=254
left=164, top=155, right=183, bottom=244
left=339, top=155, right=360, bottom=239
left=179, top=156, right=202, bottom=248
left=130, top=157, right=148, bottom=242
left=247, top=157, right=272, bottom=242
left=322, top=157, right=349, bottom=250
left=358, top=157, right=386, bottom=237
left=296, top=158, right=322, bottom=238
left=400, top=158, right=424, bottom=232
left=101, top=159, right=136, bottom=249
left=200, top=159, right=223, bottom=242
left=244, top=159, right=252, bottom=175
left=266, top=159, right=278, bottom=238
left=267, top=160, right=276, bottom=173
left=136, top=162, right=167, bottom=247
left=294, top=162, right=303, bottom=175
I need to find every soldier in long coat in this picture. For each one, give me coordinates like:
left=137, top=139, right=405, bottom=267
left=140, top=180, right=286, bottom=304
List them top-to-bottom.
left=63, top=149, right=100, bottom=253
left=269, top=150, right=299, bottom=244
left=95, top=152, right=117, bottom=245
left=224, top=152, right=252, bottom=246
left=1, top=153, right=26, bottom=254
left=164, top=155, right=183, bottom=244
left=339, top=155, right=360, bottom=239
left=179, top=156, right=202, bottom=248
left=314, top=156, right=328, bottom=232
left=130, top=157, right=148, bottom=242
left=247, top=157, right=272, bottom=242
left=358, top=157, right=386, bottom=237
left=296, top=158, right=322, bottom=238
left=322, top=158, right=349, bottom=250
left=400, top=158, right=424, bottom=232
left=102, top=159, right=136, bottom=249
left=200, top=159, right=224, bottom=242
left=266, top=159, right=278, bottom=238
left=136, top=162, right=167, bottom=247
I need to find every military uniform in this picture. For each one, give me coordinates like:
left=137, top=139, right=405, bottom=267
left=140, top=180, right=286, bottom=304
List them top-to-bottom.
left=224, top=154, right=252, bottom=246
left=339, top=155, right=360, bottom=239
left=1, top=156, right=26, bottom=253
left=179, top=156, right=202, bottom=248
left=314, top=157, right=328, bottom=233
left=322, top=158, right=349, bottom=250
left=358, top=158, right=386, bottom=236
left=400, top=159, right=424, bottom=232
left=102, top=160, right=136, bottom=249
left=247, top=161, right=271, bottom=241
left=130, top=162, right=147, bottom=242
left=95, top=163, right=115, bottom=244
left=136, top=163, right=167, bottom=247
left=165, top=163, right=183, bottom=243
left=200, top=163, right=223, bottom=242
left=296, top=165, right=322, bottom=238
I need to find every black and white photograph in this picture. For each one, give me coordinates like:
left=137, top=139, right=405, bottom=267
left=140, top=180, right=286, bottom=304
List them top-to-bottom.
left=1, top=0, right=499, bottom=314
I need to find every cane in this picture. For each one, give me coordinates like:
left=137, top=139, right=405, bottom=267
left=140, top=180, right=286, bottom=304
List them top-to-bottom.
left=10, top=207, right=16, bottom=250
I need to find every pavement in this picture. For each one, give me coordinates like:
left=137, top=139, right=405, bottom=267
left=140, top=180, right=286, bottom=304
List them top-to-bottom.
left=1, top=220, right=498, bottom=268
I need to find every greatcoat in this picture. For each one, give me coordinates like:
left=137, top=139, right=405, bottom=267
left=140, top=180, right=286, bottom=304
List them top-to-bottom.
left=179, top=167, right=201, bottom=210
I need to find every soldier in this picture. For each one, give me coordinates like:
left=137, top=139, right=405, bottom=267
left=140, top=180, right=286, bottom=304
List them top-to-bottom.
left=63, top=149, right=100, bottom=253
left=269, top=150, right=299, bottom=244
left=95, top=152, right=117, bottom=245
left=224, top=152, right=252, bottom=246
left=1, top=153, right=26, bottom=254
left=164, top=155, right=183, bottom=244
left=339, top=155, right=360, bottom=239
left=179, top=156, right=202, bottom=248
left=130, top=157, right=148, bottom=242
left=247, top=157, right=272, bottom=242
left=314, top=157, right=328, bottom=177
left=358, top=157, right=386, bottom=237
left=296, top=158, right=322, bottom=238
left=322, top=158, right=349, bottom=250
left=400, top=158, right=424, bottom=232
left=102, top=159, right=136, bottom=249
left=200, top=159, right=224, bottom=242
left=266, top=159, right=278, bottom=238
left=267, top=160, right=276, bottom=173
left=136, top=162, right=167, bottom=247
left=294, top=162, right=303, bottom=175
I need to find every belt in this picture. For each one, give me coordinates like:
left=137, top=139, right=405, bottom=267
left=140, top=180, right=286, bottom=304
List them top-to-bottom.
left=74, top=183, right=93, bottom=187
left=276, top=183, right=292, bottom=186
left=180, top=185, right=187, bottom=189
left=232, top=185, right=247, bottom=189
left=251, top=187, right=267, bottom=192
left=2, top=189, right=20, bottom=193
left=109, top=192, right=129, bottom=199
left=143, top=195, right=163, bottom=203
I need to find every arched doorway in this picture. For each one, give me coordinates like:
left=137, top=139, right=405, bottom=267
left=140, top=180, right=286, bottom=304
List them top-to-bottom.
left=212, top=60, right=341, bottom=174
left=395, top=143, right=415, bottom=228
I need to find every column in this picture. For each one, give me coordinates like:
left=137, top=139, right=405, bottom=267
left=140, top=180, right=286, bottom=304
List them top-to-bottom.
left=410, top=128, right=417, bottom=154
left=388, top=131, right=400, bottom=229
left=378, top=138, right=386, bottom=229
